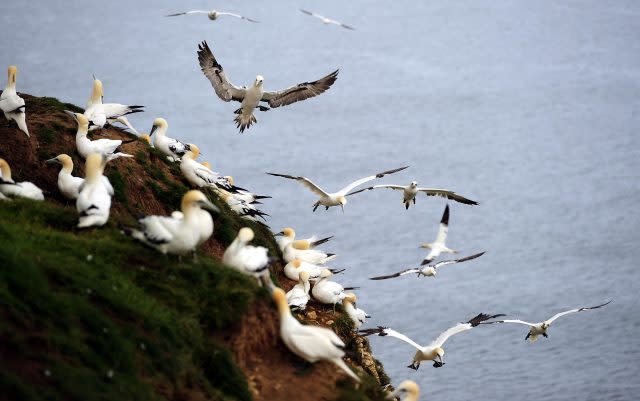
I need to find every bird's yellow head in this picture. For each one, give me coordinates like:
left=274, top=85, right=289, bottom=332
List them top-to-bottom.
left=7, top=65, right=17, bottom=85
left=91, top=78, right=103, bottom=102
left=75, top=113, right=89, bottom=131
left=140, top=134, right=151, bottom=145
left=186, top=143, right=200, bottom=160
left=85, top=153, right=105, bottom=180
left=46, top=154, right=74, bottom=170
left=0, top=158, right=12, bottom=181
left=201, top=162, right=211, bottom=169
left=224, top=175, right=234, bottom=185
left=181, top=190, right=218, bottom=213
left=238, top=227, right=254, bottom=243
left=281, top=227, right=295, bottom=238
left=292, top=239, right=310, bottom=250
left=292, top=259, right=301, bottom=269
left=320, top=269, right=332, bottom=279
left=299, top=271, right=310, bottom=282
left=344, top=293, right=357, bottom=303
left=391, top=380, right=420, bottom=400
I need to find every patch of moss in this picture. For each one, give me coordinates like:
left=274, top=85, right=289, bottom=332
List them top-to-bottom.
left=35, top=96, right=83, bottom=113
left=36, top=127, right=56, bottom=145
left=106, top=169, right=127, bottom=203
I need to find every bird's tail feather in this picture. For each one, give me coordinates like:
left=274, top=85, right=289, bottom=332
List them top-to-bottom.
left=234, top=112, right=257, bottom=133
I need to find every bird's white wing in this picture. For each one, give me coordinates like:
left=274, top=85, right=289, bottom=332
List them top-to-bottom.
left=165, top=10, right=209, bottom=17
left=217, top=12, right=259, bottom=23
left=197, top=41, right=246, bottom=102
left=261, top=70, right=339, bottom=108
left=0, top=94, right=25, bottom=113
left=102, top=103, right=143, bottom=119
left=337, top=167, right=409, bottom=195
left=266, top=173, right=329, bottom=197
left=101, top=176, right=114, bottom=196
left=346, top=184, right=405, bottom=196
left=417, top=188, right=478, bottom=205
left=434, top=205, right=450, bottom=244
left=139, top=215, right=178, bottom=244
left=433, top=252, right=485, bottom=269
left=369, top=268, right=421, bottom=280
left=546, top=301, right=612, bottom=324
left=431, top=313, right=505, bottom=347
left=491, top=319, right=537, bottom=327
left=360, top=327, right=424, bottom=351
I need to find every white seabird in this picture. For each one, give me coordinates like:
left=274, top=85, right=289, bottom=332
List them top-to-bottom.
left=166, top=9, right=258, bottom=23
left=299, top=9, right=355, bottom=30
left=197, top=41, right=338, bottom=133
left=0, top=65, right=29, bottom=136
left=82, top=78, right=143, bottom=132
left=73, top=113, right=133, bottom=160
left=148, top=118, right=190, bottom=161
left=179, top=144, right=235, bottom=190
left=45, top=153, right=108, bottom=200
left=76, top=153, right=114, bottom=228
left=0, top=158, right=44, bottom=200
left=267, top=166, right=408, bottom=212
left=223, top=176, right=271, bottom=204
left=347, top=181, right=478, bottom=210
left=214, top=187, right=269, bottom=222
left=124, top=190, right=219, bottom=254
left=419, top=204, right=456, bottom=265
left=222, top=227, right=271, bottom=283
left=274, top=227, right=333, bottom=253
left=283, top=240, right=336, bottom=265
left=369, top=252, right=485, bottom=281
left=283, top=259, right=345, bottom=282
left=311, top=269, right=357, bottom=307
left=286, top=271, right=311, bottom=310
left=272, top=287, right=360, bottom=382
left=343, top=293, right=370, bottom=329
left=484, top=301, right=612, bottom=342
left=360, top=313, right=504, bottom=370
left=389, top=380, right=420, bottom=401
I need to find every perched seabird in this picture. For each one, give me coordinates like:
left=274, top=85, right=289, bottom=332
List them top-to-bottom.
left=166, top=9, right=258, bottom=23
left=299, top=9, right=355, bottom=30
left=197, top=41, right=338, bottom=133
left=0, top=65, right=29, bottom=136
left=82, top=78, right=143, bottom=131
left=72, top=113, right=133, bottom=160
left=148, top=118, right=190, bottom=161
left=180, top=144, right=234, bottom=189
left=45, top=153, right=107, bottom=200
left=76, top=153, right=113, bottom=228
left=0, top=158, right=44, bottom=200
left=267, top=166, right=408, bottom=212
left=224, top=176, right=271, bottom=204
left=347, top=181, right=478, bottom=209
left=214, top=187, right=269, bottom=222
left=124, top=190, right=219, bottom=254
left=419, top=204, right=456, bottom=265
left=222, top=227, right=271, bottom=283
left=274, top=227, right=333, bottom=252
left=283, top=240, right=336, bottom=265
left=370, top=252, right=485, bottom=281
left=283, top=259, right=345, bottom=282
left=311, top=269, right=357, bottom=307
left=286, top=271, right=311, bottom=310
left=271, top=287, right=360, bottom=382
left=343, top=293, right=370, bottom=329
left=483, top=301, right=612, bottom=342
left=360, top=313, right=504, bottom=370
left=389, top=380, right=420, bottom=401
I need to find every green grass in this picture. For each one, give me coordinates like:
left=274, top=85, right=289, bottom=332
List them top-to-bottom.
left=0, top=200, right=259, bottom=401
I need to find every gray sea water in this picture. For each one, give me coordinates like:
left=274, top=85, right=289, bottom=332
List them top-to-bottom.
left=2, top=1, right=639, bottom=400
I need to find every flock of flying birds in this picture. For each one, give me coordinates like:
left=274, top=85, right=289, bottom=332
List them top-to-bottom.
left=0, top=7, right=612, bottom=401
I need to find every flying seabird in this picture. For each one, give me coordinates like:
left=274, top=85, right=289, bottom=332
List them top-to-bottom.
left=166, top=9, right=258, bottom=23
left=299, top=9, right=355, bottom=30
left=197, top=41, right=338, bottom=133
left=0, top=66, right=29, bottom=136
left=81, top=78, right=143, bottom=132
left=72, top=113, right=134, bottom=160
left=149, top=118, right=190, bottom=161
left=46, top=153, right=109, bottom=200
left=76, top=153, right=113, bottom=228
left=0, top=158, right=44, bottom=200
left=266, top=166, right=408, bottom=212
left=347, top=181, right=478, bottom=209
left=123, top=190, right=219, bottom=255
left=419, top=204, right=456, bottom=265
left=223, top=227, right=271, bottom=283
left=274, top=227, right=333, bottom=252
left=369, top=252, right=485, bottom=281
left=283, top=259, right=345, bottom=282
left=286, top=271, right=311, bottom=310
left=271, top=287, right=361, bottom=382
left=343, top=293, right=370, bottom=329
left=483, top=301, right=612, bottom=342
left=360, top=313, right=505, bottom=370
left=389, top=380, right=420, bottom=401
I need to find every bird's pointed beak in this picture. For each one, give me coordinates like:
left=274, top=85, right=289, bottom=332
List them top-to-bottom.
left=149, top=125, right=157, bottom=136
left=45, top=157, right=61, bottom=165
left=199, top=200, right=220, bottom=213
left=340, top=204, right=344, bottom=213
left=274, top=231, right=284, bottom=237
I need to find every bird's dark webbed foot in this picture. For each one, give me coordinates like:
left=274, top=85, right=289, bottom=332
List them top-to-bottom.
left=257, top=105, right=270, bottom=112
left=233, top=108, right=242, bottom=114
left=413, top=198, right=416, bottom=204
left=405, top=202, right=409, bottom=210
left=313, top=203, right=319, bottom=212
left=325, top=206, right=329, bottom=211
left=542, top=333, right=548, bottom=338
left=293, top=359, right=314, bottom=376
left=432, top=361, right=445, bottom=368
left=406, top=362, right=420, bottom=370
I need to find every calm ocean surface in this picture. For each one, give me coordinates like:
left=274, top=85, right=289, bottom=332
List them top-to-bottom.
left=2, top=1, right=639, bottom=400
